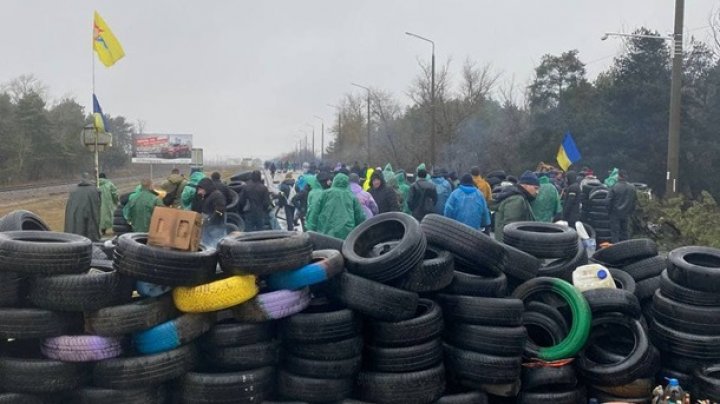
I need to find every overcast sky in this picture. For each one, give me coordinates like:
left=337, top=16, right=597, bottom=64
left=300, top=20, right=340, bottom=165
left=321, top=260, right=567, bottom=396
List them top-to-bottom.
left=2, top=0, right=717, bottom=160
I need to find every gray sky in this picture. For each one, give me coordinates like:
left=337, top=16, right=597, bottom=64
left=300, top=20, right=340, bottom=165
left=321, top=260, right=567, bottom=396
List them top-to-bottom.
left=3, top=0, right=718, bottom=160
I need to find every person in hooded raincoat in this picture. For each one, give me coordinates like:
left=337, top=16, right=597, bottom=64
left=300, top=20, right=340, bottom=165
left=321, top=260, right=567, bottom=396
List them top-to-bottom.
left=363, top=167, right=375, bottom=191
left=431, top=168, right=453, bottom=214
left=395, top=170, right=411, bottom=214
left=369, top=171, right=400, bottom=214
left=182, top=172, right=206, bottom=210
left=65, top=173, right=101, bottom=241
left=98, top=173, right=118, bottom=235
left=306, top=173, right=365, bottom=239
left=349, top=173, right=378, bottom=219
left=304, top=174, right=324, bottom=223
left=444, top=174, right=491, bottom=230
left=531, top=175, right=563, bottom=223
left=124, top=179, right=163, bottom=233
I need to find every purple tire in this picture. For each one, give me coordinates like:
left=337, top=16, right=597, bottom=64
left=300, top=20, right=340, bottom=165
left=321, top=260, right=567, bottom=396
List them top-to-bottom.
left=233, top=287, right=311, bottom=322
left=41, top=335, right=123, bottom=362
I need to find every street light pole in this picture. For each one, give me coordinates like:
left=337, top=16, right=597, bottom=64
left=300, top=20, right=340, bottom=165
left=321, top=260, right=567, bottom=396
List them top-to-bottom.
left=406, top=31, right=436, bottom=167
left=351, top=83, right=372, bottom=164
left=327, top=104, right=341, bottom=155
left=314, top=115, right=325, bottom=162
left=305, top=123, right=315, bottom=161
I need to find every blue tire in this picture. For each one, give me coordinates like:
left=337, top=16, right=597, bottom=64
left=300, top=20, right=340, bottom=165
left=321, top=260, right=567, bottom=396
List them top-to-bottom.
left=267, top=250, right=344, bottom=290
left=134, top=320, right=180, bottom=355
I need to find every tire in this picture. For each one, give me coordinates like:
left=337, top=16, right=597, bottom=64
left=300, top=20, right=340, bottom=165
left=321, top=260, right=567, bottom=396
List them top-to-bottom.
left=225, top=188, right=240, bottom=212
left=0, top=210, right=50, bottom=231
left=225, top=212, right=245, bottom=232
left=342, top=212, right=427, bottom=283
left=421, top=214, right=505, bottom=276
left=502, top=222, right=579, bottom=259
left=111, top=224, right=132, bottom=235
left=218, top=230, right=312, bottom=276
left=0, top=231, right=91, bottom=275
left=307, top=231, right=343, bottom=251
left=115, top=233, right=217, bottom=286
left=592, top=239, right=658, bottom=266
left=539, top=240, right=587, bottom=281
left=501, top=243, right=540, bottom=281
left=390, top=246, right=454, bottom=292
left=667, top=246, right=720, bottom=293
left=267, top=250, right=345, bottom=290
left=621, top=254, right=666, bottom=281
left=28, top=267, right=134, bottom=312
left=609, top=268, right=636, bottom=294
left=659, top=269, right=720, bottom=306
left=443, top=270, right=507, bottom=298
left=0, top=272, right=24, bottom=307
left=328, top=272, right=419, bottom=321
left=172, top=275, right=258, bottom=313
left=635, top=275, right=661, bottom=301
left=511, top=277, right=592, bottom=361
left=135, top=281, right=172, bottom=298
left=233, top=287, right=311, bottom=322
left=582, top=288, right=641, bottom=318
left=652, top=290, right=720, bottom=335
left=436, top=294, right=523, bottom=327
left=85, top=295, right=180, bottom=336
left=369, top=299, right=443, bottom=347
left=281, top=307, right=361, bottom=343
left=0, top=308, right=82, bottom=339
left=522, top=310, right=568, bottom=359
left=133, top=313, right=213, bottom=355
left=650, top=318, right=720, bottom=359
left=201, top=320, right=275, bottom=347
left=444, top=323, right=526, bottom=357
left=41, top=335, right=122, bottom=362
left=284, top=336, right=363, bottom=361
left=365, top=338, right=443, bottom=372
left=203, top=340, right=280, bottom=370
left=93, top=344, right=198, bottom=389
left=443, top=344, right=521, bottom=385
left=283, top=354, right=361, bottom=379
left=0, top=357, right=85, bottom=393
left=357, top=363, right=446, bottom=404
left=521, top=363, right=577, bottom=392
left=693, top=365, right=720, bottom=402
left=176, top=367, right=274, bottom=404
left=277, top=370, right=353, bottom=402
left=592, top=378, right=654, bottom=399
left=70, top=386, right=166, bottom=404
left=517, top=387, right=586, bottom=404
left=435, top=392, right=488, bottom=404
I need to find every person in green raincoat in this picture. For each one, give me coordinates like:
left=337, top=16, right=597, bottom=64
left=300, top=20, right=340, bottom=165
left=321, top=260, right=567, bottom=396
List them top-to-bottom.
left=383, top=164, right=398, bottom=189
left=604, top=168, right=619, bottom=188
left=395, top=170, right=411, bottom=214
left=182, top=171, right=206, bottom=210
left=64, top=173, right=101, bottom=241
left=98, top=173, right=118, bottom=235
left=306, top=173, right=365, bottom=239
left=304, top=174, right=324, bottom=227
left=530, top=175, right=563, bottom=223
left=124, top=179, right=163, bottom=232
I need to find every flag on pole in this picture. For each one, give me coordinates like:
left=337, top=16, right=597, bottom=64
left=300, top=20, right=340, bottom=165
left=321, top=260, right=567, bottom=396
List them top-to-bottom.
left=93, top=11, right=125, bottom=67
left=93, top=94, right=109, bottom=133
left=556, top=132, right=581, bottom=171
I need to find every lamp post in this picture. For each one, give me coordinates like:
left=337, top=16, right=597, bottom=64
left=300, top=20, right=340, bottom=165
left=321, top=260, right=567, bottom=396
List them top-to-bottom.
left=601, top=0, right=684, bottom=196
left=405, top=31, right=436, bottom=167
left=351, top=83, right=372, bottom=164
left=327, top=104, right=342, bottom=155
left=313, top=115, right=325, bottom=162
left=305, top=123, right=315, bottom=160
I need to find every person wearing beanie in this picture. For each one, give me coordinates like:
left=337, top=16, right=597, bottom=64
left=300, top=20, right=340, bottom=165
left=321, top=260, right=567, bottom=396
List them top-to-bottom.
left=408, top=167, right=438, bottom=221
left=493, top=170, right=539, bottom=241
left=306, top=173, right=365, bottom=239
left=349, top=173, right=379, bottom=220
left=444, top=173, right=490, bottom=231
left=531, top=175, right=563, bottom=223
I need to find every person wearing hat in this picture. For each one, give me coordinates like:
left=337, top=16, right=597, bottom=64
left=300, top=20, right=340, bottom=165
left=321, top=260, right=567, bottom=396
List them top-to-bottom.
left=408, top=165, right=438, bottom=222
left=493, top=170, right=539, bottom=242
left=444, top=174, right=490, bottom=231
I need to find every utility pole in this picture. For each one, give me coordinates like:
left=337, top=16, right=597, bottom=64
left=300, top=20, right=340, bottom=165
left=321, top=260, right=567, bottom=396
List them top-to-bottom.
left=666, top=0, right=684, bottom=197
left=405, top=32, right=436, bottom=167
left=352, top=83, right=372, bottom=164
left=327, top=104, right=341, bottom=155
left=314, top=115, right=325, bottom=162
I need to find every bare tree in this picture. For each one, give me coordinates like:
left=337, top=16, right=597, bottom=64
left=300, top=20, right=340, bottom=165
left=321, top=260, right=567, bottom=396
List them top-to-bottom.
left=710, top=6, right=720, bottom=53
left=2, top=75, right=47, bottom=103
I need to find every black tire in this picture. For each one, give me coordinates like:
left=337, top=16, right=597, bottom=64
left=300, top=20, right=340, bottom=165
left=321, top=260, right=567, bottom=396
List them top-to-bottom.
left=225, top=188, right=240, bottom=212
left=0, top=210, right=50, bottom=231
left=225, top=212, right=245, bottom=232
left=342, top=213, right=426, bottom=283
left=421, top=214, right=506, bottom=276
left=111, top=216, right=128, bottom=226
left=502, top=222, right=578, bottom=259
left=111, top=224, right=132, bottom=235
left=218, top=230, right=312, bottom=276
left=0, top=231, right=91, bottom=275
left=307, top=231, right=344, bottom=251
left=115, top=233, right=217, bottom=286
left=592, top=239, right=658, bottom=266
left=539, top=240, right=587, bottom=281
left=501, top=243, right=540, bottom=281
left=391, top=246, right=454, bottom=292
left=667, top=246, right=720, bottom=293
left=621, top=254, right=666, bottom=281
left=28, top=267, right=134, bottom=312
left=609, top=268, right=636, bottom=294
left=659, top=269, right=720, bottom=306
left=443, top=270, right=507, bottom=298
left=0, top=272, right=24, bottom=307
left=328, top=272, right=419, bottom=322
left=635, top=275, right=661, bottom=301
left=582, top=288, right=641, bottom=318
left=652, top=290, right=720, bottom=335
left=436, top=294, right=523, bottom=326
left=84, top=295, right=180, bottom=336
left=369, top=299, right=443, bottom=347
left=281, top=307, right=361, bottom=343
left=0, top=308, right=82, bottom=339
left=522, top=309, right=567, bottom=359
left=650, top=317, right=720, bottom=359
left=201, top=320, right=275, bottom=347
left=444, top=323, right=526, bottom=357
left=284, top=336, right=363, bottom=361
left=365, top=338, right=443, bottom=372
left=203, top=340, right=279, bottom=370
left=443, top=343, right=521, bottom=385
left=92, top=344, right=198, bottom=389
left=284, top=354, right=361, bottom=379
left=0, top=357, right=86, bottom=393
left=357, top=363, right=446, bottom=404
left=521, top=363, right=577, bottom=392
left=693, top=365, right=720, bottom=402
left=176, top=367, right=273, bottom=404
left=277, top=370, right=353, bottom=402
left=71, top=386, right=166, bottom=404
left=517, top=387, right=586, bottom=404
left=435, top=392, right=488, bottom=404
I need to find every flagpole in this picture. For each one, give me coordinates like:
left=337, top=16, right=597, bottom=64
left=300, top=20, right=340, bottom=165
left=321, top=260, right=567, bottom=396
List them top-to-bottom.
left=92, top=27, right=99, bottom=188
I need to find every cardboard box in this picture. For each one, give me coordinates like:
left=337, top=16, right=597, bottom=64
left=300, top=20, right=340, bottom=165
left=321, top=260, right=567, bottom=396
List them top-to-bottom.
left=148, top=207, right=202, bottom=251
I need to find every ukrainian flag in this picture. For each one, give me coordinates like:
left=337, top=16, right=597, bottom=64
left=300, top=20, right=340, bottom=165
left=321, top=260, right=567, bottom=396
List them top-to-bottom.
left=93, top=11, right=125, bottom=67
left=93, top=94, right=109, bottom=133
left=556, top=132, right=581, bottom=171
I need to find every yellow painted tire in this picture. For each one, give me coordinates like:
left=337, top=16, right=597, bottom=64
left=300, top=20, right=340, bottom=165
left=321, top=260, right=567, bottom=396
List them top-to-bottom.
left=173, top=275, right=258, bottom=313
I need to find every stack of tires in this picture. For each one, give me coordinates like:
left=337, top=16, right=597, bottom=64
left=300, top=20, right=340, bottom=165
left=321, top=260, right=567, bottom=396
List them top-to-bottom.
left=583, top=187, right=612, bottom=244
left=112, top=192, right=132, bottom=235
left=0, top=210, right=50, bottom=231
left=650, top=246, right=720, bottom=397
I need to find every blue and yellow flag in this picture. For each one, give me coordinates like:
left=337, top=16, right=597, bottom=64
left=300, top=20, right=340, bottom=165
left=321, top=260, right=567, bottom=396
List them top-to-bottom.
left=93, top=11, right=125, bottom=67
left=93, top=94, right=109, bottom=133
left=556, top=132, right=581, bottom=171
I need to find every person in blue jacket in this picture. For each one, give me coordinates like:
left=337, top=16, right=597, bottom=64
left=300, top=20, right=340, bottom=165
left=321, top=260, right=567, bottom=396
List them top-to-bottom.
left=432, top=167, right=453, bottom=214
left=444, top=173, right=491, bottom=231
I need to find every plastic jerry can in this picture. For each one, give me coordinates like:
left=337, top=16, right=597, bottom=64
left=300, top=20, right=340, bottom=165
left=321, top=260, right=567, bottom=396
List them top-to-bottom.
left=572, top=264, right=616, bottom=292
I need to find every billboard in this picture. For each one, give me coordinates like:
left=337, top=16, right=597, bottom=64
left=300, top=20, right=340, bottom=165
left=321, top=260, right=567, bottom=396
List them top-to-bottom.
left=132, top=134, right=193, bottom=164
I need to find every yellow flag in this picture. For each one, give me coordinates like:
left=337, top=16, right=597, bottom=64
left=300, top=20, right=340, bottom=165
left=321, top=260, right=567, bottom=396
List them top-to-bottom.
left=93, top=11, right=125, bottom=67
